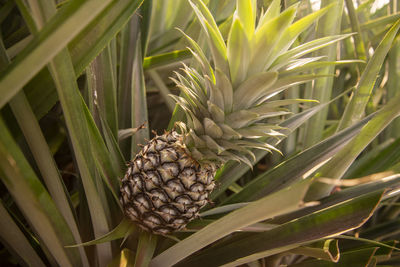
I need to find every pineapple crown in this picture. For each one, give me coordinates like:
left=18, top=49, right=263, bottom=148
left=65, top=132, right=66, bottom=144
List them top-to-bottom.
left=170, top=0, right=350, bottom=166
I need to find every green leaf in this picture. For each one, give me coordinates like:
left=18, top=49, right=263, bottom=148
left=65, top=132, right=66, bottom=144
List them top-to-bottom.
left=0, top=0, right=113, bottom=109
left=24, top=0, right=144, bottom=119
left=70, top=0, right=144, bottom=76
left=189, top=0, right=228, bottom=74
left=236, top=0, right=255, bottom=40
left=256, top=0, right=280, bottom=29
left=302, top=0, right=344, bottom=147
left=344, top=0, right=367, bottom=62
left=270, top=3, right=335, bottom=65
left=249, top=5, right=297, bottom=75
left=343, top=13, right=400, bottom=33
left=118, top=17, right=138, bottom=158
left=130, top=18, right=150, bottom=157
left=227, top=18, right=250, bottom=87
left=338, top=19, right=400, bottom=130
left=177, top=29, right=214, bottom=82
left=0, top=33, right=88, bottom=264
left=271, top=34, right=353, bottom=70
left=87, top=45, right=119, bottom=138
left=50, top=48, right=113, bottom=264
left=143, top=49, right=192, bottom=70
left=280, top=60, right=365, bottom=76
left=215, top=68, right=233, bottom=113
left=233, top=71, right=278, bottom=110
left=264, top=74, right=332, bottom=100
left=306, top=86, right=400, bottom=200
left=210, top=88, right=354, bottom=200
left=83, top=101, right=122, bottom=198
left=99, top=113, right=126, bottom=169
left=222, top=114, right=372, bottom=205
left=0, top=117, right=81, bottom=267
left=203, top=117, right=223, bottom=139
left=344, top=138, right=400, bottom=178
left=150, top=179, right=312, bottom=267
left=177, top=190, right=383, bottom=267
left=0, top=200, right=46, bottom=267
left=67, top=218, right=135, bottom=247
left=134, top=231, right=158, bottom=267
left=289, top=239, right=340, bottom=263
left=289, top=247, right=377, bottom=267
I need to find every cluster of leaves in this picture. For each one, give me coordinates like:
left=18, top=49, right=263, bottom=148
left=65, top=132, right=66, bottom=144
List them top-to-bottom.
left=1, top=0, right=400, bottom=266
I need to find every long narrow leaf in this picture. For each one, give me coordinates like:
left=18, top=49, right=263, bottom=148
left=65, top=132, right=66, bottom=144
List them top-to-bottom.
left=0, top=0, right=113, bottom=109
left=23, top=0, right=143, bottom=119
left=302, top=0, right=344, bottom=147
left=338, top=19, right=400, bottom=130
left=1, top=36, right=89, bottom=265
left=307, top=88, right=400, bottom=200
left=211, top=89, right=353, bottom=200
left=222, top=114, right=372, bottom=204
left=0, top=117, right=81, bottom=267
left=150, top=179, right=311, bottom=267
left=177, top=191, right=383, bottom=267
left=0, top=200, right=46, bottom=267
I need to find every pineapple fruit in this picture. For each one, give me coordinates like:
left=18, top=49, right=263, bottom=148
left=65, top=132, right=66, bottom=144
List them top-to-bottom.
left=120, top=0, right=347, bottom=234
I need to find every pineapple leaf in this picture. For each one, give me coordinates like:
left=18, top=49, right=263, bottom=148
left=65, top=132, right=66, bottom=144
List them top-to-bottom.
left=0, top=0, right=114, bottom=109
left=26, top=0, right=144, bottom=119
left=189, top=0, right=229, bottom=74
left=236, top=0, right=256, bottom=40
left=256, top=0, right=281, bottom=30
left=270, top=3, right=335, bottom=64
left=249, top=4, right=297, bottom=75
left=227, top=17, right=250, bottom=87
left=338, top=19, right=400, bottom=131
left=177, top=28, right=215, bottom=82
left=271, top=34, right=354, bottom=70
left=143, top=49, right=192, bottom=70
left=284, top=56, right=328, bottom=70
left=281, top=60, right=365, bottom=76
left=215, top=68, right=233, bottom=113
left=233, top=71, right=278, bottom=110
left=257, top=74, right=332, bottom=104
left=206, top=75, right=225, bottom=110
left=307, top=82, right=400, bottom=200
left=211, top=87, right=356, bottom=200
left=251, top=99, right=319, bottom=109
left=207, top=101, right=225, bottom=123
left=225, top=110, right=259, bottom=129
left=98, top=113, right=126, bottom=171
left=223, top=114, right=373, bottom=204
left=0, top=117, right=82, bottom=266
left=203, top=117, right=224, bottom=139
left=220, top=123, right=242, bottom=139
left=189, top=130, right=207, bottom=148
left=202, top=135, right=225, bottom=154
left=218, top=140, right=256, bottom=162
left=150, top=179, right=312, bottom=267
left=182, top=190, right=384, bottom=267
left=0, top=201, right=46, bottom=266
left=66, top=218, right=135, bottom=247
left=134, top=231, right=158, bottom=267
left=288, top=239, right=340, bottom=262
left=109, top=249, right=136, bottom=267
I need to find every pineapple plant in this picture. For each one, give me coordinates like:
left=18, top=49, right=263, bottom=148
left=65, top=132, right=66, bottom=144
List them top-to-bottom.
left=1, top=0, right=400, bottom=266
left=120, top=0, right=350, bottom=234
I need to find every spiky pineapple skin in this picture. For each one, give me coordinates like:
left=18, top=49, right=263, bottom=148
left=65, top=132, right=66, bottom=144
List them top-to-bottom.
left=120, top=131, right=216, bottom=235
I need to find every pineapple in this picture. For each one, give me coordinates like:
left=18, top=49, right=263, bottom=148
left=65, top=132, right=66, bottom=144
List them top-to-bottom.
left=120, top=0, right=347, bottom=234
